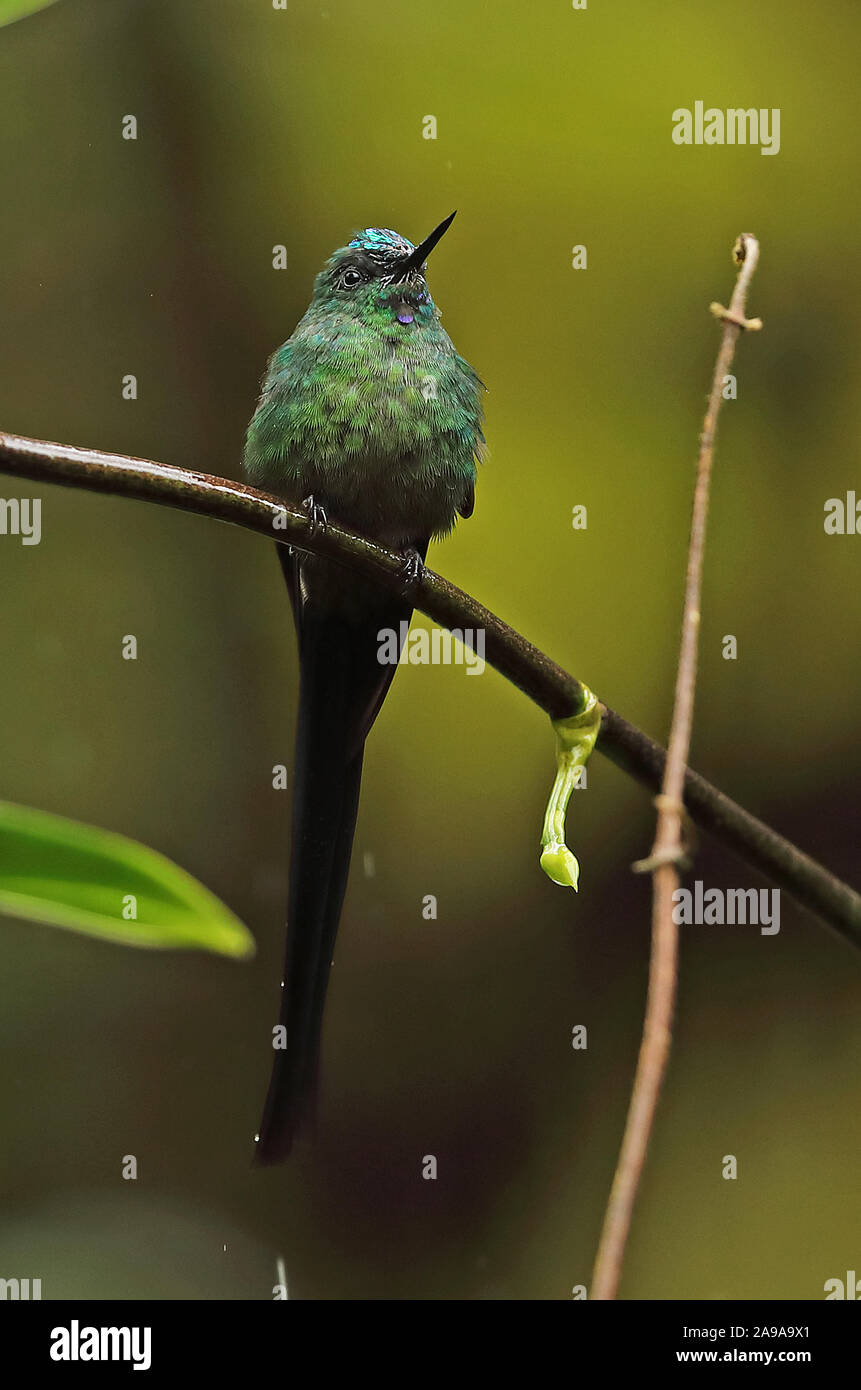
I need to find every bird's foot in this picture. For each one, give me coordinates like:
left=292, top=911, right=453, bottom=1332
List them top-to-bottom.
left=301, top=495, right=329, bottom=535
left=397, top=546, right=426, bottom=593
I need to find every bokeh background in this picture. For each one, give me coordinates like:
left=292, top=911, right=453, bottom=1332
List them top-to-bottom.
left=0, top=0, right=859, bottom=1300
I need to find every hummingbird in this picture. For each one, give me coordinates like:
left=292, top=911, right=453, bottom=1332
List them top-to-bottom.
left=243, top=213, right=484, bottom=1163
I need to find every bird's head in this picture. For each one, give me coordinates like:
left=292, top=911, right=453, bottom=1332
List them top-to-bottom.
left=312, top=212, right=457, bottom=325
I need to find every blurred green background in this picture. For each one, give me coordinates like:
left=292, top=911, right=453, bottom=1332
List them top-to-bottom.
left=0, top=0, right=859, bottom=1300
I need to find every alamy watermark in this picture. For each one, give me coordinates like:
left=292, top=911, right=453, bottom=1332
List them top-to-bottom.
left=672, top=103, right=781, bottom=156
left=824, top=491, right=860, bottom=534
left=0, top=497, right=41, bottom=545
left=377, top=621, right=485, bottom=674
left=672, top=881, right=780, bottom=935
left=824, top=1270, right=861, bottom=1299
left=0, top=1276, right=41, bottom=1299
left=50, top=1321, right=151, bottom=1371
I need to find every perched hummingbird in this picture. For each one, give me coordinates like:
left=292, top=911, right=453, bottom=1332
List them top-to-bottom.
left=243, top=213, right=484, bottom=1163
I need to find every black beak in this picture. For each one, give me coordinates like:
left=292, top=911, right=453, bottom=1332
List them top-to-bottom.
left=391, top=211, right=457, bottom=280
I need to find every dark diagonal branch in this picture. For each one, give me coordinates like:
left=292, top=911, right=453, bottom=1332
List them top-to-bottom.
left=0, top=428, right=859, bottom=954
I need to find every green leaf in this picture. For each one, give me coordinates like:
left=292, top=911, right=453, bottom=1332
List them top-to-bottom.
left=0, top=0, right=61, bottom=26
left=0, top=800, right=255, bottom=958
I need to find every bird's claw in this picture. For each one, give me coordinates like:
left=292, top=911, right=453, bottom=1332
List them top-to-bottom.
left=301, top=495, right=329, bottom=535
left=397, top=547, right=426, bottom=592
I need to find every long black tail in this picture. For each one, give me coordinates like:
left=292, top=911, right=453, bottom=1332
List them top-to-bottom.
left=254, top=547, right=421, bottom=1164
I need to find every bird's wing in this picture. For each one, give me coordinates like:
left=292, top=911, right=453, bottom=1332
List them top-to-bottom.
left=458, top=482, right=475, bottom=520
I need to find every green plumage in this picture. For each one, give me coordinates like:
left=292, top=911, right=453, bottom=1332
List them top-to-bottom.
left=243, top=218, right=483, bottom=1162
left=243, top=235, right=484, bottom=543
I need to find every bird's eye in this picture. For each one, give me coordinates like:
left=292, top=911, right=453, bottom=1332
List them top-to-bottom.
left=341, top=268, right=364, bottom=287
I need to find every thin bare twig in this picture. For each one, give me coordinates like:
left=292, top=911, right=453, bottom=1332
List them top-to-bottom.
left=591, top=235, right=762, bottom=1300
left=0, top=423, right=859, bottom=956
